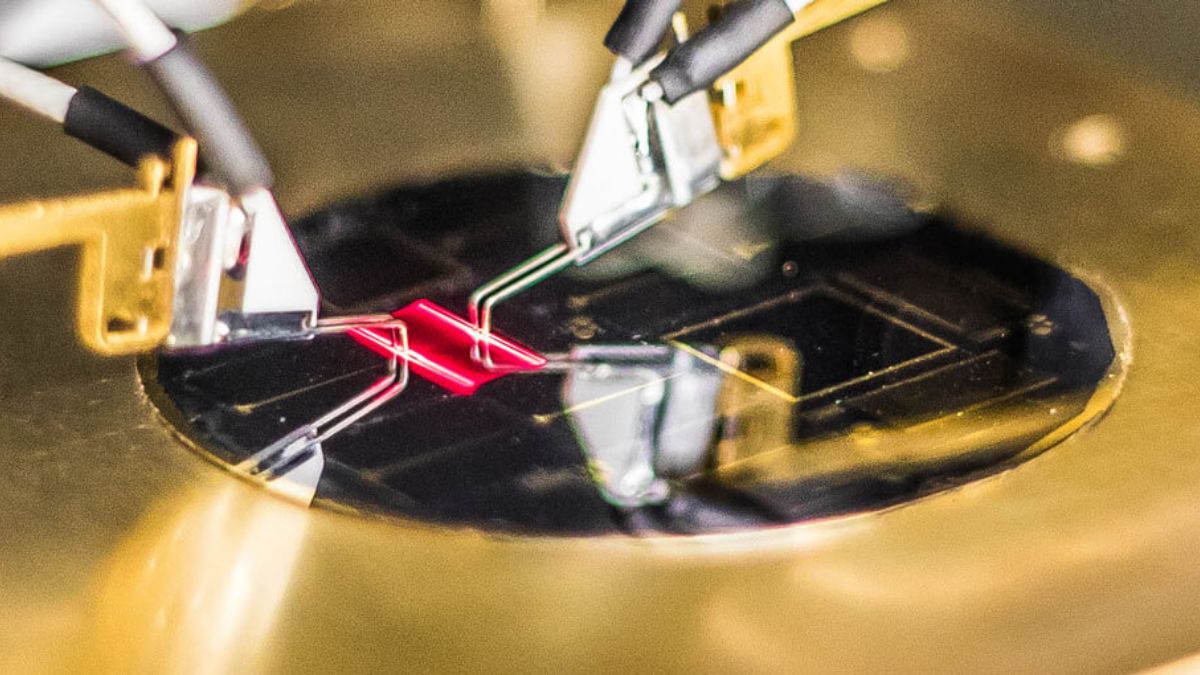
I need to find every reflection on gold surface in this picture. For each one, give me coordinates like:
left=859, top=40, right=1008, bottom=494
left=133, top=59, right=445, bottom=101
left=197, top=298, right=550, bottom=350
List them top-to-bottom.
left=847, top=14, right=910, bottom=73
left=1052, top=114, right=1127, bottom=167
left=715, top=280, right=1132, bottom=491
left=714, top=336, right=800, bottom=466
left=718, top=378, right=1127, bottom=490
left=87, top=485, right=308, bottom=673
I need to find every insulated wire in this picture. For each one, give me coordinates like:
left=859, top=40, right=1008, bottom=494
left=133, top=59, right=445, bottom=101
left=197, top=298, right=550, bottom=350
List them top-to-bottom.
left=87, top=0, right=177, bottom=62
left=89, top=0, right=275, bottom=192
left=0, top=56, right=181, bottom=168
left=0, top=57, right=76, bottom=124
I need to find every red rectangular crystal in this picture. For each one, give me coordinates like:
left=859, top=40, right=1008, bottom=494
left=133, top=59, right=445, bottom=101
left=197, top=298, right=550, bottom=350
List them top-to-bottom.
left=350, top=299, right=546, bottom=395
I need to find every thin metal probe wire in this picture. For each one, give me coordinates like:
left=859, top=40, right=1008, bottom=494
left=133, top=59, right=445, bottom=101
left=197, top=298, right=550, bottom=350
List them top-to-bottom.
left=467, top=243, right=580, bottom=370
left=468, top=243, right=572, bottom=329
left=310, top=313, right=406, bottom=334
left=240, top=315, right=410, bottom=480
left=308, top=315, right=411, bottom=441
left=309, top=317, right=410, bottom=445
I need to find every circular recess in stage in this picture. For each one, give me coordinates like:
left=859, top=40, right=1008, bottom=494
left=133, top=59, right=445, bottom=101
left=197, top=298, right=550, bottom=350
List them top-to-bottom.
left=141, top=171, right=1126, bottom=536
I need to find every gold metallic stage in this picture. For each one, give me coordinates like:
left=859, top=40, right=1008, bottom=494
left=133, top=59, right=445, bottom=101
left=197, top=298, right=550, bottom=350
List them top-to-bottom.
left=2, top=1, right=1200, bottom=671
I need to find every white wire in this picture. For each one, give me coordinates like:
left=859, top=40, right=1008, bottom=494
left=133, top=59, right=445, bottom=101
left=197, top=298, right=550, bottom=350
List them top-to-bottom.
left=89, top=0, right=178, bottom=62
left=0, top=57, right=76, bottom=124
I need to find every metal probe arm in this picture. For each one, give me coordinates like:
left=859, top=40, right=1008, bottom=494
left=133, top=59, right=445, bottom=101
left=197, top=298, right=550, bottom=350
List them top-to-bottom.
left=471, top=0, right=892, bottom=348
left=561, top=0, right=807, bottom=264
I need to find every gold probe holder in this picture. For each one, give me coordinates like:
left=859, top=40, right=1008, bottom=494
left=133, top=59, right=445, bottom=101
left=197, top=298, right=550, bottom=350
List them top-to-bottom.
left=709, top=0, right=890, bottom=179
left=0, top=140, right=195, bottom=355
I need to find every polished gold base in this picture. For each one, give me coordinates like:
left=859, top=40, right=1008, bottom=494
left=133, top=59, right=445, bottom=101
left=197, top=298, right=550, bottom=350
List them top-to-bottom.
left=2, top=2, right=1200, bottom=673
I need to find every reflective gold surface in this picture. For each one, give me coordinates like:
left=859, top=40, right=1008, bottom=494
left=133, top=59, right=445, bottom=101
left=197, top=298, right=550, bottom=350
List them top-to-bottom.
left=786, top=0, right=891, bottom=41
left=3, top=1, right=1200, bottom=672
left=713, top=336, right=801, bottom=467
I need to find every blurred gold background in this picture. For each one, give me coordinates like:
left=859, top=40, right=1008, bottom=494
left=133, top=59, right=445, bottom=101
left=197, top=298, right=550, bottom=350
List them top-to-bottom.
left=3, top=1, right=1200, bottom=672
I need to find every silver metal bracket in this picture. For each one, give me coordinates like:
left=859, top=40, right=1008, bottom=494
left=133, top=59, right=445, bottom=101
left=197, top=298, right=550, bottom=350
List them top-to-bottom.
left=559, top=55, right=723, bottom=264
left=468, top=56, right=724, bottom=359
left=166, top=183, right=320, bottom=350
left=562, top=344, right=724, bottom=508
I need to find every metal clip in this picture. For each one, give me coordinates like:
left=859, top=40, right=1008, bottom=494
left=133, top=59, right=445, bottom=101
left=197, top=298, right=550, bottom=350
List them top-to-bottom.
left=559, top=55, right=723, bottom=263
left=166, top=184, right=319, bottom=349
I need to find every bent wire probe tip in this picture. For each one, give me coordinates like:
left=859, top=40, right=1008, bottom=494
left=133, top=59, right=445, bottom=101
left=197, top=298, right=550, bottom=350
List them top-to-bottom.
left=467, top=242, right=582, bottom=370
left=237, top=314, right=409, bottom=502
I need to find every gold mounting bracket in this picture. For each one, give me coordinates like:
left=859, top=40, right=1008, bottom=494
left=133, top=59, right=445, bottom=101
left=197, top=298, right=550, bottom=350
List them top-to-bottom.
left=709, top=0, right=890, bottom=179
left=0, top=139, right=196, bottom=355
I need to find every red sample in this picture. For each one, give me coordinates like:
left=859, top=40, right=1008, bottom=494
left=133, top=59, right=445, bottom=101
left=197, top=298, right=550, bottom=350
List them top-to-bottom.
left=350, top=299, right=546, bottom=395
